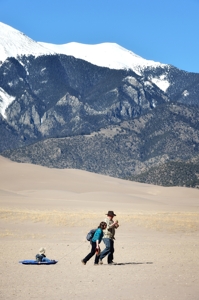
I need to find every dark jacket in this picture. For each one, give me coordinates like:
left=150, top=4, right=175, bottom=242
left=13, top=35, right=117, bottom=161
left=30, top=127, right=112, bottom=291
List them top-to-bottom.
left=35, top=253, right=46, bottom=262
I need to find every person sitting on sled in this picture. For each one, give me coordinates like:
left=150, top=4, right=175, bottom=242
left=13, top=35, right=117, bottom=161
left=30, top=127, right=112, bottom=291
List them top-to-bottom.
left=35, top=247, right=55, bottom=263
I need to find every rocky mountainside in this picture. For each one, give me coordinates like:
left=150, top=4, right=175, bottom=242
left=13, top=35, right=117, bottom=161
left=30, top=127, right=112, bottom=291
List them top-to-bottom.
left=1, top=22, right=199, bottom=188
left=0, top=54, right=170, bottom=150
left=3, top=103, right=199, bottom=184
left=130, top=159, right=199, bottom=188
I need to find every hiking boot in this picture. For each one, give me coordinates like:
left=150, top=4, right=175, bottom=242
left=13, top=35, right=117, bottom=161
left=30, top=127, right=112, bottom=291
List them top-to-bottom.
left=81, top=260, right=86, bottom=265
left=99, top=260, right=103, bottom=265
left=108, top=261, right=117, bottom=265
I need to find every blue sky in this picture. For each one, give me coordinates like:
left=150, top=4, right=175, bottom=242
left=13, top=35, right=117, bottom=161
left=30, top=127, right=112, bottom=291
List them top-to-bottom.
left=1, top=0, right=199, bottom=73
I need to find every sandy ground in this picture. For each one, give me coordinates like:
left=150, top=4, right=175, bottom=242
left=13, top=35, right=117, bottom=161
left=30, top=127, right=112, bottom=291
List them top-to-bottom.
left=0, top=155, right=199, bottom=300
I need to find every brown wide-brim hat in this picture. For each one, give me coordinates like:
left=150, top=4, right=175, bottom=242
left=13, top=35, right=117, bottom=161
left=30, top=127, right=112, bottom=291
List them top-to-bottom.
left=106, top=211, right=116, bottom=217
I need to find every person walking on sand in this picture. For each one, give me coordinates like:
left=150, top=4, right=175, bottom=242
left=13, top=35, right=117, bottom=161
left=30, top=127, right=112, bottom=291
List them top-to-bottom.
left=99, top=211, right=119, bottom=265
left=81, top=222, right=107, bottom=265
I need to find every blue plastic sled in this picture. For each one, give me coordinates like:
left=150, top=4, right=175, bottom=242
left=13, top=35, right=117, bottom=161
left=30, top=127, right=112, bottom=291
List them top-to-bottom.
left=19, top=260, right=58, bottom=265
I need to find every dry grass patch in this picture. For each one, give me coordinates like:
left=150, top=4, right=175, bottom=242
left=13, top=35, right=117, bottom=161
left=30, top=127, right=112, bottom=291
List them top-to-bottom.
left=0, top=208, right=102, bottom=227
left=0, top=209, right=198, bottom=233
left=123, top=212, right=199, bottom=232
left=0, top=229, right=14, bottom=237
left=0, top=230, right=45, bottom=239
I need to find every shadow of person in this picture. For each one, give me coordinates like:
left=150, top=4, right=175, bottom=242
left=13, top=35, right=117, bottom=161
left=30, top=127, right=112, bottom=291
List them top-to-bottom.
left=110, top=262, right=153, bottom=265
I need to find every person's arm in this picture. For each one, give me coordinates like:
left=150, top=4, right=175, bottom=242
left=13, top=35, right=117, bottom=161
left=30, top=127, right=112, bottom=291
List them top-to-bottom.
left=109, top=220, right=119, bottom=228
left=94, top=229, right=101, bottom=248
left=96, top=240, right=99, bottom=249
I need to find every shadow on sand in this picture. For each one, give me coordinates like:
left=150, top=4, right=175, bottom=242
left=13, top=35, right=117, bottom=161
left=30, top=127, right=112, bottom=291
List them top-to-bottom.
left=110, top=262, right=153, bottom=266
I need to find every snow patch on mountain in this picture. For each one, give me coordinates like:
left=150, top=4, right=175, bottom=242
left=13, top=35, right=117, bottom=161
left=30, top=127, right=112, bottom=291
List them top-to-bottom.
left=151, top=77, right=170, bottom=92
left=0, top=87, right=15, bottom=118
left=182, top=90, right=189, bottom=97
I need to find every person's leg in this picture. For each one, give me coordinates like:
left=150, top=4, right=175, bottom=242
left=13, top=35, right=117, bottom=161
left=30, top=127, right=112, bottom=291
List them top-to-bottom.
left=99, top=238, right=111, bottom=262
left=107, top=240, right=114, bottom=264
left=82, top=242, right=96, bottom=264
left=94, top=249, right=101, bottom=264
left=42, top=257, right=51, bottom=263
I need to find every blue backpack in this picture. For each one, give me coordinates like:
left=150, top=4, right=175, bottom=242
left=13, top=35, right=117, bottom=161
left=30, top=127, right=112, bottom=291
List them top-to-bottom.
left=86, top=229, right=96, bottom=241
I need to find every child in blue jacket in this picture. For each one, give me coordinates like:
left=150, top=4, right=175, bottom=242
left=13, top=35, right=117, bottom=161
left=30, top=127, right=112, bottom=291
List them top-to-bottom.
left=82, top=221, right=107, bottom=265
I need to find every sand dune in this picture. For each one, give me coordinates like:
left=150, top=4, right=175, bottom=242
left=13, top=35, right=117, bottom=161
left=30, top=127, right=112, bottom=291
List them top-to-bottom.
left=0, top=155, right=199, bottom=300
left=1, top=155, right=198, bottom=211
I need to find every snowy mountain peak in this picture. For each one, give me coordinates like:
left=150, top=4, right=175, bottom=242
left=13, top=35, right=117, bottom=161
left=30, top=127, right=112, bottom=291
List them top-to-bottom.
left=0, top=22, right=54, bottom=63
left=0, top=22, right=168, bottom=76
left=0, top=22, right=170, bottom=94
left=39, top=41, right=167, bottom=76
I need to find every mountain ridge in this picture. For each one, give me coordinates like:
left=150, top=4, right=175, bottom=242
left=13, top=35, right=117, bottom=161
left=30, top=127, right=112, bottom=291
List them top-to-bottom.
left=0, top=22, right=169, bottom=86
left=38, top=41, right=168, bottom=77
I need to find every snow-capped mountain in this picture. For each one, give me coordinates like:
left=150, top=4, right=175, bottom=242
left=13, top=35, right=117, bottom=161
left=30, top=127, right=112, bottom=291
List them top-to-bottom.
left=0, top=21, right=172, bottom=93
left=0, top=22, right=166, bottom=76
left=0, top=22, right=54, bottom=62
left=1, top=22, right=199, bottom=187
left=38, top=41, right=167, bottom=76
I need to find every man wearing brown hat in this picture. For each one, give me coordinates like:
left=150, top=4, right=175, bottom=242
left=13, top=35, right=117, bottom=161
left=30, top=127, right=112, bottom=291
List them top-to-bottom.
left=98, top=211, right=119, bottom=265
